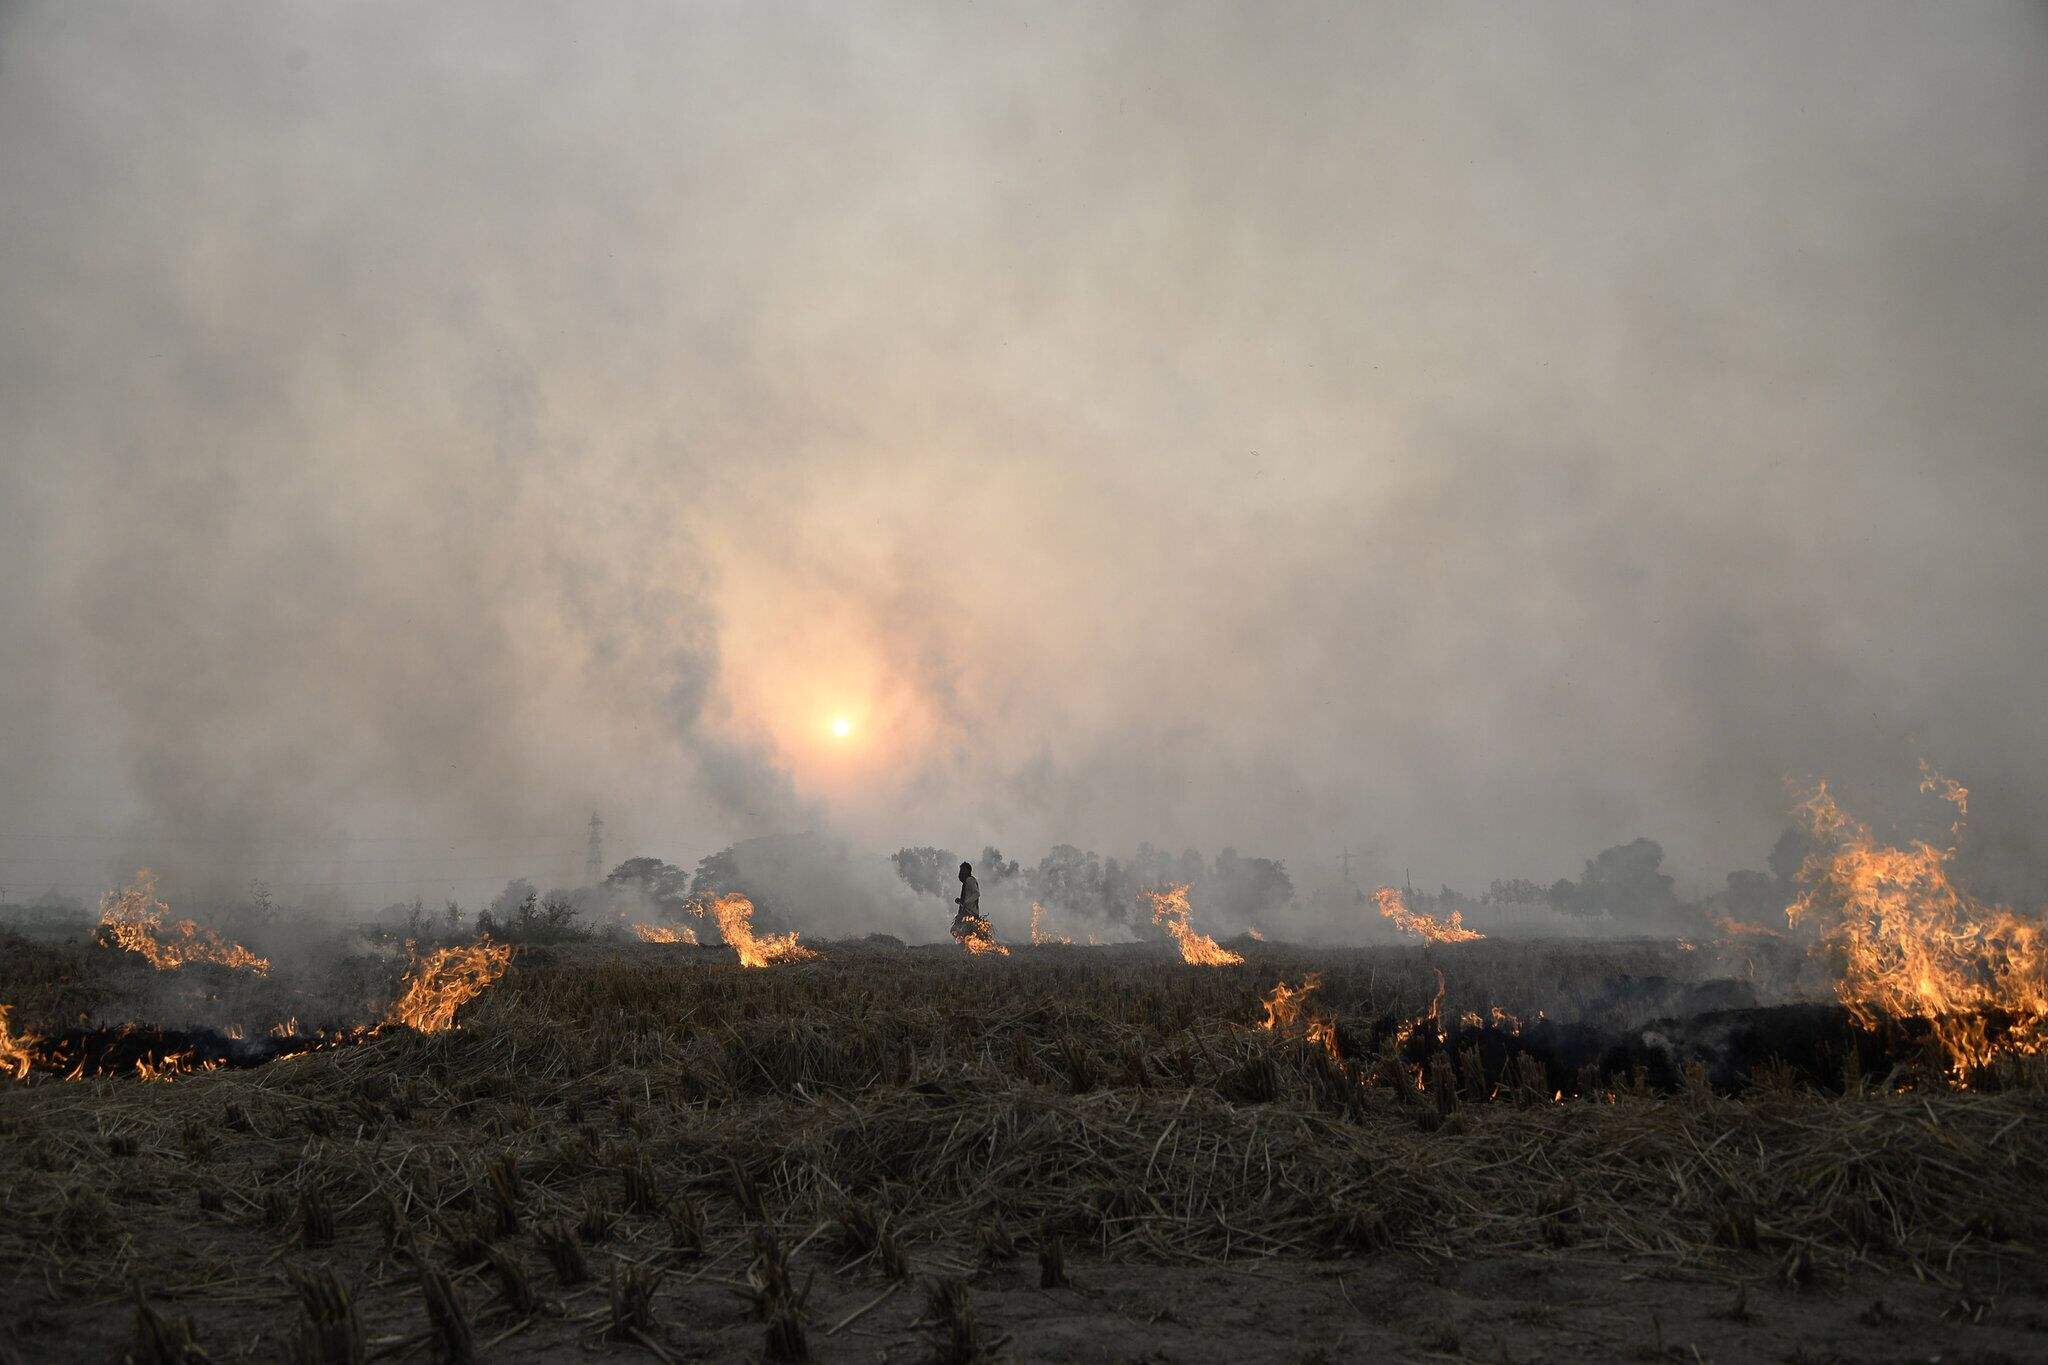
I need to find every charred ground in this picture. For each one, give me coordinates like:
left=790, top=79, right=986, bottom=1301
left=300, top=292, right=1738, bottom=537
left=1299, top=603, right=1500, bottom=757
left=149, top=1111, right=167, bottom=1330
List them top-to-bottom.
left=1, top=934, right=2045, bottom=1363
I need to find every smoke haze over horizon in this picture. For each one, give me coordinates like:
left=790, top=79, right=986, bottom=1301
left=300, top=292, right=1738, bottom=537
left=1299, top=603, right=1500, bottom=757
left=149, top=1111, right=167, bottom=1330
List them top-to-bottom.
left=3, top=3, right=2046, bottom=916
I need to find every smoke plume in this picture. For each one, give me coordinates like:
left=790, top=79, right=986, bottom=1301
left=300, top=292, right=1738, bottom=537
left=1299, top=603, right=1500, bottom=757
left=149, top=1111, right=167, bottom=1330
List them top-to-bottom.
left=2, top=3, right=2045, bottom=916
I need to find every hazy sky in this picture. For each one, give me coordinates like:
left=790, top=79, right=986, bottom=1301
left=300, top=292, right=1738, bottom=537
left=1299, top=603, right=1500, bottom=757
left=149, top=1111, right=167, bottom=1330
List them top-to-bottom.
left=3, top=3, right=2045, bottom=912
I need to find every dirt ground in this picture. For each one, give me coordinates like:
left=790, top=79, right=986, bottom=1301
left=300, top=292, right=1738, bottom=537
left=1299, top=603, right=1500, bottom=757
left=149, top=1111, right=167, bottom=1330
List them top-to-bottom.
left=5, top=1239, right=2045, bottom=1362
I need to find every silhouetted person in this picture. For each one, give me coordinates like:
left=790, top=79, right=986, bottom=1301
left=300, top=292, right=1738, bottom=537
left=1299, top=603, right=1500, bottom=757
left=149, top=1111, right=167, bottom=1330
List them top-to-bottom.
left=953, top=861, right=981, bottom=931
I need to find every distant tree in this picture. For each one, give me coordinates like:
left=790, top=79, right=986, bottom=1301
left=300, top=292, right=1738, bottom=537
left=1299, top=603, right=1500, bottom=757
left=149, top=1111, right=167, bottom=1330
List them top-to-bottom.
left=684, top=834, right=841, bottom=939
left=1559, top=838, right=1677, bottom=920
left=1131, top=842, right=1170, bottom=886
left=1036, top=844, right=1104, bottom=917
left=690, top=846, right=742, bottom=900
left=891, top=846, right=962, bottom=898
left=978, top=846, right=1020, bottom=884
left=1211, top=853, right=1295, bottom=923
left=1098, top=856, right=1136, bottom=922
left=604, top=857, right=692, bottom=916
left=489, top=878, right=538, bottom=924
left=1483, top=878, right=1548, bottom=906
left=478, top=887, right=588, bottom=944
left=531, top=891, right=588, bottom=941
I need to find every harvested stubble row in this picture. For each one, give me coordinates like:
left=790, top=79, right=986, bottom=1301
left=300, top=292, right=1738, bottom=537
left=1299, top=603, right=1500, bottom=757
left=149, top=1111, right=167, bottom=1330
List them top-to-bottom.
left=1, top=941, right=2043, bottom=1357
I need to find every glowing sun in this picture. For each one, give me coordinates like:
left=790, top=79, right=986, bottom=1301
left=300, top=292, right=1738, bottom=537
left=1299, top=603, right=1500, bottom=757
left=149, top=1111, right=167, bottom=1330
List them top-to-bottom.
left=829, top=715, right=854, bottom=740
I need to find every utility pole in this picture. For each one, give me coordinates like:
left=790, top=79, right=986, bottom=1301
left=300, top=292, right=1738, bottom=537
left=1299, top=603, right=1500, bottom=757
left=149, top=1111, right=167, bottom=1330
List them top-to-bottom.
left=585, top=812, right=605, bottom=885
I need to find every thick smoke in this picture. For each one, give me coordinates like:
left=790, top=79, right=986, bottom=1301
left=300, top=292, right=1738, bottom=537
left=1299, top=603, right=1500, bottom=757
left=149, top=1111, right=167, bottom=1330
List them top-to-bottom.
left=2, top=4, right=2045, bottom=919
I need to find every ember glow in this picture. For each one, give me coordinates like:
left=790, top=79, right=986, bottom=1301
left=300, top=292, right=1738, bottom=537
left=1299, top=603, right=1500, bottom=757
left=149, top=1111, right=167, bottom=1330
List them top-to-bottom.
left=1788, top=777, right=2047, bottom=1076
left=96, top=870, right=271, bottom=975
left=1145, top=883, right=1243, bottom=967
left=1372, top=886, right=1484, bottom=944
left=706, top=892, right=817, bottom=968
left=1713, top=917, right=1783, bottom=939
left=632, top=923, right=697, bottom=945
left=382, top=941, right=514, bottom=1033
left=1459, top=1004, right=1527, bottom=1034
left=26, top=1023, right=377, bottom=1083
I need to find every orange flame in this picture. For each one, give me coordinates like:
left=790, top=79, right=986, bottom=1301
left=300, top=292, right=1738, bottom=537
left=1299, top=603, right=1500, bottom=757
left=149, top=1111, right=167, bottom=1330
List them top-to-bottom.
left=1788, top=778, right=2046, bottom=1076
left=97, top=870, right=270, bottom=974
left=1145, top=883, right=1243, bottom=966
left=1372, top=886, right=1483, bottom=944
left=707, top=893, right=816, bottom=968
left=1028, top=903, right=1070, bottom=946
left=957, top=915, right=1010, bottom=956
left=633, top=923, right=697, bottom=945
left=383, top=941, right=513, bottom=1033
left=1395, top=969, right=1448, bottom=1048
left=1258, top=972, right=1323, bottom=1031
left=1257, top=973, right=1341, bottom=1061
left=1458, top=1004, right=1525, bottom=1034
left=0, top=1005, right=34, bottom=1081
left=133, top=1052, right=212, bottom=1083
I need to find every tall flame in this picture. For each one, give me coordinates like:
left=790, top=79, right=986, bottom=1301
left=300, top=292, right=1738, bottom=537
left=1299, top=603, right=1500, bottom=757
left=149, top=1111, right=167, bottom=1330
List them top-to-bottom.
left=1787, top=777, right=2046, bottom=1076
left=97, top=870, right=270, bottom=974
left=1146, top=883, right=1244, bottom=966
left=1372, top=886, right=1483, bottom=944
left=707, top=893, right=817, bottom=968
left=1028, top=903, right=1070, bottom=946
left=633, top=923, right=697, bottom=945
left=383, top=941, right=514, bottom=1033
left=0, top=1005, right=33, bottom=1081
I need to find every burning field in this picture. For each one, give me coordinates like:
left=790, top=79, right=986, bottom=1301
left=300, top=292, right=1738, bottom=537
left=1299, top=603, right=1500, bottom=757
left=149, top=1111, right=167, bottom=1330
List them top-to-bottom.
left=4, top=856, right=2048, bottom=1362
